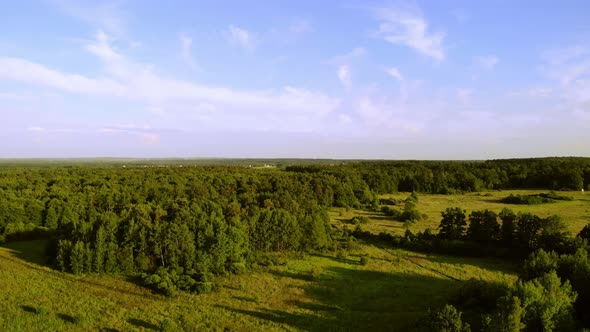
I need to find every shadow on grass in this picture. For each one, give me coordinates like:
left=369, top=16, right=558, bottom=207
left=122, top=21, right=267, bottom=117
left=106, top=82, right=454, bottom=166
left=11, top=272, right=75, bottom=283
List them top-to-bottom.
left=1, top=239, right=51, bottom=266
left=310, top=253, right=360, bottom=265
left=423, top=254, right=519, bottom=276
left=222, top=267, right=466, bottom=331
left=233, top=296, right=258, bottom=303
left=20, top=305, right=39, bottom=314
left=216, top=305, right=336, bottom=332
left=57, top=313, right=79, bottom=324
left=127, top=318, right=160, bottom=331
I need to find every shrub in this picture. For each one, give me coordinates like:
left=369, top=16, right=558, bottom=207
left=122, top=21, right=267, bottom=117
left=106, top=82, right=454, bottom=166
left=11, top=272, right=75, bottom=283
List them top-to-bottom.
left=350, top=216, right=369, bottom=225
left=521, top=249, right=559, bottom=281
left=360, top=256, right=370, bottom=266
left=230, top=262, right=247, bottom=275
left=309, top=266, right=322, bottom=281
left=428, top=304, right=471, bottom=332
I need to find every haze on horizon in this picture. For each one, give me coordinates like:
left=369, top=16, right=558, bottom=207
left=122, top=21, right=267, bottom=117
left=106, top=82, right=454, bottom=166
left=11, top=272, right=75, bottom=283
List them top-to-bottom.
left=1, top=1, right=589, bottom=159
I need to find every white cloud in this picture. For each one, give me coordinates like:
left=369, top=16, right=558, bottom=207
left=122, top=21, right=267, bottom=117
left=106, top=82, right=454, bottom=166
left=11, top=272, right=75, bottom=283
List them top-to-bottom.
left=49, top=0, right=127, bottom=37
left=374, top=7, right=445, bottom=61
left=225, top=25, right=257, bottom=50
left=0, top=31, right=339, bottom=132
left=179, top=32, right=197, bottom=70
left=542, top=45, right=590, bottom=108
left=328, top=47, right=366, bottom=65
left=475, top=55, right=499, bottom=69
left=0, top=57, right=125, bottom=95
left=337, top=65, right=352, bottom=88
left=385, top=67, right=404, bottom=81
left=98, top=125, right=162, bottom=145
left=26, top=126, right=45, bottom=132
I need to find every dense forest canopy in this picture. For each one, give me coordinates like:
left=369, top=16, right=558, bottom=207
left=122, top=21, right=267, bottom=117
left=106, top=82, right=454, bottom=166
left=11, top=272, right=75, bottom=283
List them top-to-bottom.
left=1, top=157, right=590, bottom=329
left=1, top=157, right=589, bottom=297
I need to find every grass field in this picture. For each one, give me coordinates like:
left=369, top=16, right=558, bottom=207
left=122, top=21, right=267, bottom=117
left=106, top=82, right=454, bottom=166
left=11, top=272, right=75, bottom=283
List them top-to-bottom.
left=330, top=190, right=590, bottom=237
left=0, top=238, right=516, bottom=331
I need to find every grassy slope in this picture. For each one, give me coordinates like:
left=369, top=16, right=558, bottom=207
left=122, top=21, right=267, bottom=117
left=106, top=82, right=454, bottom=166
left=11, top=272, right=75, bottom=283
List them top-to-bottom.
left=331, top=190, right=590, bottom=237
left=0, top=239, right=516, bottom=331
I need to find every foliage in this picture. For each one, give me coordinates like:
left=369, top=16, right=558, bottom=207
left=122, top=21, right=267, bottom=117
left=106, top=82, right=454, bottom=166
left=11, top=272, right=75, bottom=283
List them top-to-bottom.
left=501, top=193, right=574, bottom=205
left=438, top=208, right=467, bottom=240
left=511, top=271, right=577, bottom=332
left=428, top=304, right=471, bottom=332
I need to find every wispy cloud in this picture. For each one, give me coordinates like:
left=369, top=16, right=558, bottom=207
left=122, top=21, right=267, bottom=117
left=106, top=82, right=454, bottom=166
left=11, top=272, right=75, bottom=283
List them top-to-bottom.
left=49, top=0, right=128, bottom=37
left=374, top=6, right=446, bottom=61
left=224, top=25, right=257, bottom=50
left=0, top=31, right=339, bottom=132
left=179, top=32, right=197, bottom=70
left=542, top=45, right=590, bottom=109
left=328, top=47, right=366, bottom=65
left=475, top=55, right=499, bottom=70
left=337, top=65, right=352, bottom=88
left=385, top=67, right=404, bottom=81
left=99, top=125, right=163, bottom=145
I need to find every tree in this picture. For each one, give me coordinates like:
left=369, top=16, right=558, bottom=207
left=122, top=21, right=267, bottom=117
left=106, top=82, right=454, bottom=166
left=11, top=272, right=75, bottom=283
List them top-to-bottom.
left=438, top=208, right=467, bottom=240
left=499, top=208, right=517, bottom=246
left=467, top=210, right=500, bottom=243
left=515, top=213, right=542, bottom=251
left=537, top=216, right=570, bottom=253
left=578, top=224, right=590, bottom=241
left=56, top=239, right=72, bottom=272
left=70, top=241, right=86, bottom=275
left=521, top=249, right=559, bottom=281
left=513, top=271, right=577, bottom=332
left=492, top=296, right=525, bottom=332
left=429, top=304, right=471, bottom=332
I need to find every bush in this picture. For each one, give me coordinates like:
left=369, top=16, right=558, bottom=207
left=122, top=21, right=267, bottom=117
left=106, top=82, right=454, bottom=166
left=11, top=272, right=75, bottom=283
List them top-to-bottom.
left=500, top=193, right=573, bottom=205
left=350, top=216, right=369, bottom=225
left=521, top=249, right=559, bottom=281
left=360, top=256, right=370, bottom=266
left=230, top=262, right=247, bottom=275
left=310, top=266, right=322, bottom=281
left=195, top=282, right=214, bottom=294
left=428, top=304, right=471, bottom=332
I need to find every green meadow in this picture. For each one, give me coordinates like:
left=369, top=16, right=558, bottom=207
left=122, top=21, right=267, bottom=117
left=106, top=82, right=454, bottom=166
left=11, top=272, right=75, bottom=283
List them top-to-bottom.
left=331, top=190, right=590, bottom=237
left=0, top=238, right=516, bottom=331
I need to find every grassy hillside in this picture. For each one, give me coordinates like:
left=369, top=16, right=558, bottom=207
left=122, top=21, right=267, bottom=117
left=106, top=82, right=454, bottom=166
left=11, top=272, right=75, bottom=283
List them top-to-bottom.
left=331, top=190, right=590, bottom=237
left=0, top=239, right=516, bottom=331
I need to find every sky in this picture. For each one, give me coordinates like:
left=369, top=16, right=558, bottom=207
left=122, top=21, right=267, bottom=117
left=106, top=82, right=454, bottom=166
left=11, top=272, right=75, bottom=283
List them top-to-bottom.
left=1, top=0, right=589, bottom=159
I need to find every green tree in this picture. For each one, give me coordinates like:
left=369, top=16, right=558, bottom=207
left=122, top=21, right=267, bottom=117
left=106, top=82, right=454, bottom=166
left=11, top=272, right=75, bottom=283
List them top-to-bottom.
left=438, top=208, right=467, bottom=240
left=499, top=208, right=517, bottom=246
left=467, top=210, right=500, bottom=243
left=577, top=223, right=590, bottom=241
left=70, top=241, right=86, bottom=275
left=521, top=249, right=559, bottom=281
left=513, top=271, right=577, bottom=332
left=492, top=296, right=525, bottom=332
left=429, top=304, right=471, bottom=332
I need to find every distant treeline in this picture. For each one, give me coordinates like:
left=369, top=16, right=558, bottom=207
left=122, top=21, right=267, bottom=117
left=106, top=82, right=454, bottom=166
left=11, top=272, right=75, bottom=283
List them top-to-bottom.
left=287, top=157, right=590, bottom=193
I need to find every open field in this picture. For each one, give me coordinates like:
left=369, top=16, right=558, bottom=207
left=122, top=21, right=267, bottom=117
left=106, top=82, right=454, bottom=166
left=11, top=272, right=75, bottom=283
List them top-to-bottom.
left=330, top=190, right=590, bottom=237
left=0, top=240, right=516, bottom=331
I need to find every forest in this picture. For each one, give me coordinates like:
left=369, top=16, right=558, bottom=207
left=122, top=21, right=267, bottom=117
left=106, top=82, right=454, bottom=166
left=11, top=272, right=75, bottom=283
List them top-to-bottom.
left=1, top=157, right=590, bottom=331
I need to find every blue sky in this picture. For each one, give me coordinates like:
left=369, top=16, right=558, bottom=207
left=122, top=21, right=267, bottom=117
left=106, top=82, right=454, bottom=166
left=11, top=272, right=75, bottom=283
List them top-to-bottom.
left=1, top=0, right=589, bottom=159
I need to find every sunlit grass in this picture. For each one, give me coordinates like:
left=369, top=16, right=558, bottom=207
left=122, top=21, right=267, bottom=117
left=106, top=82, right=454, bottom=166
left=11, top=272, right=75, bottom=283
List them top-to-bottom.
left=330, top=190, right=590, bottom=237
left=0, top=239, right=517, bottom=331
